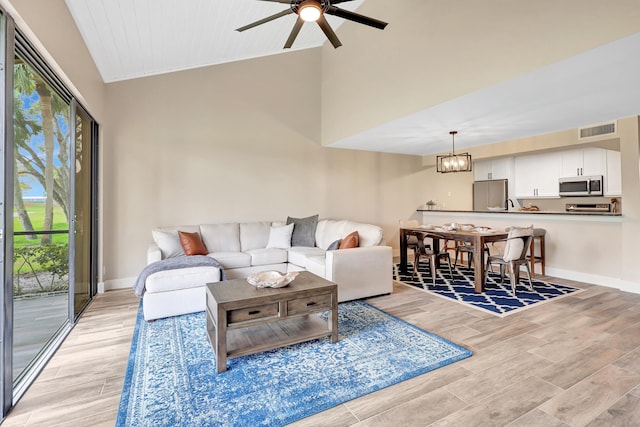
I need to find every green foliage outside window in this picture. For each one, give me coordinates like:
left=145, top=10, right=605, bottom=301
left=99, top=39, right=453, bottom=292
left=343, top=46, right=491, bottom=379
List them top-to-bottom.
left=13, top=243, right=69, bottom=295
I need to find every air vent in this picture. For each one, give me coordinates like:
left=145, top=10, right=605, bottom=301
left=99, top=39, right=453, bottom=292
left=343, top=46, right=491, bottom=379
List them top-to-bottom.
left=579, top=122, right=616, bottom=139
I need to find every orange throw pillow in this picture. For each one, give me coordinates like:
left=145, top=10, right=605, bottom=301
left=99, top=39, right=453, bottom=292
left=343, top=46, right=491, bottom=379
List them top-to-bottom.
left=178, top=231, right=208, bottom=256
left=338, top=231, right=359, bottom=249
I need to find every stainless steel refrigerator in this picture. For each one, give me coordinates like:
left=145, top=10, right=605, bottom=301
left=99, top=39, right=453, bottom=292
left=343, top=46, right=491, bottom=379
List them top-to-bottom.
left=473, top=179, right=508, bottom=211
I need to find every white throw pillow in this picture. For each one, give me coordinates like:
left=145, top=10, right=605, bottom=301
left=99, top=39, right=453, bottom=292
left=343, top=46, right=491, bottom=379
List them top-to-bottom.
left=266, top=223, right=294, bottom=249
left=152, top=230, right=185, bottom=259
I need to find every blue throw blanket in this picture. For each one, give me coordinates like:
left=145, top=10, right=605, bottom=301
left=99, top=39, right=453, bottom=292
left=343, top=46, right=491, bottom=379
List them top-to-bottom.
left=133, top=255, right=225, bottom=297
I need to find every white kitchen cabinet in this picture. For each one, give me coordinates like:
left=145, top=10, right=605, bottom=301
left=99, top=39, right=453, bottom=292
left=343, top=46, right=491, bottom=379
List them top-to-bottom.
left=561, top=147, right=606, bottom=177
left=605, top=150, right=622, bottom=196
left=515, top=152, right=562, bottom=198
left=473, top=157, right=513, bottom=181
left=473, top=160, right=491, bottom=181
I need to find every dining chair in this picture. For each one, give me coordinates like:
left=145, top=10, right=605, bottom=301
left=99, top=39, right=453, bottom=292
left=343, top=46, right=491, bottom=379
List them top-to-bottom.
left=399, top=219, right=431, bottom=256
left=437, top=222, right=461, bottom=260
left=453, top=224, right=489, bottom=268
left=484, top=226, right=534, bottom=295
left=412, top=231, right=452, bottom=285
left=455, top=244, right=491, bottom=268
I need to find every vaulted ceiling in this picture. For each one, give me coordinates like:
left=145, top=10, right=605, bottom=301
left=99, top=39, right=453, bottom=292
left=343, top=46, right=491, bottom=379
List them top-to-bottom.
left=64, top=0, right=640, bottom=156
left=65, top=0, right=366, bottom=83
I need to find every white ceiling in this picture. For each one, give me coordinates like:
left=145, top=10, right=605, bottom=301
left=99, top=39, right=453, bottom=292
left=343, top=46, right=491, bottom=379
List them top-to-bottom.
left=64, top=0, right=640, bottom=156
left=65, top=0, right=365, bottom=83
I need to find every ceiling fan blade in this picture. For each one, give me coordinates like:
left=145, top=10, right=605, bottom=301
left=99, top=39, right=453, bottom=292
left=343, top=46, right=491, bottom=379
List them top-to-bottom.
left=329, top=0, right=357, bottom=3
left=326, top=6, right=388, bottom=30
left=236, top=9, right=293, bottom=32
left=317, top=15, right=342, bottom=48
left=284, top=17, right=305, bottom=48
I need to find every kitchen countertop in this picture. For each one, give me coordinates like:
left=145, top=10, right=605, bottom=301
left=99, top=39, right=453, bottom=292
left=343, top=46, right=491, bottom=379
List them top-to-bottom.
left=417, top=209, right=621, bottom=216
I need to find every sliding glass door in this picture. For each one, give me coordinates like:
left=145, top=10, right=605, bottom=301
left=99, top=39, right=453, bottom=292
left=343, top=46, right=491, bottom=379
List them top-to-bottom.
left=0, top=13, right=99, bottom=417
left=12, top=52, right=71, bottom=385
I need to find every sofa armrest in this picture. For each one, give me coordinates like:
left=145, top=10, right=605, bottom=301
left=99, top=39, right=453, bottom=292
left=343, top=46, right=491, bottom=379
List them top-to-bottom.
left=147, top=243, right=162, bottom=264
left=325, top=246, right=393, bottom=302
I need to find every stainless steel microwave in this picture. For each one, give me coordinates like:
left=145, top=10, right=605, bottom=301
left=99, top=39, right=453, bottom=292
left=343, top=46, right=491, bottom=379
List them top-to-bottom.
left=559, top=175, right=604, bottom=196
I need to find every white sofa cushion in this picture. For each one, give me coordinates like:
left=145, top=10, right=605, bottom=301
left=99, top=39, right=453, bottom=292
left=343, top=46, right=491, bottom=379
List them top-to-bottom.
left=316, top=219, right=383, bottom=249
left=316, top=220, right=348, bottom=250
left=342, top=221, right=383, bottom=247
left=240, top=222, right=271, bottom=251
left=200, top=223, right=240, bottom=252
left=266, top=223, right=294, bottom=249
left=152, top=225, right=200, bottom=259
left=151, top=230, right=184, bottom=259
left=287, top=246, right=326, bottom=267
left=245, top=248, right=288, bottom=266
left=207, top=252, right=250, bottom=269
left=305, top=255, right=326, bottom=278
left=145, top=266, right=221, bottom=293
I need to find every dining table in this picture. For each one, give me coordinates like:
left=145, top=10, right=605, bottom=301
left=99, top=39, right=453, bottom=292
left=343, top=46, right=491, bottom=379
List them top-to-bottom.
left=399, top=226, right=509, bottom=293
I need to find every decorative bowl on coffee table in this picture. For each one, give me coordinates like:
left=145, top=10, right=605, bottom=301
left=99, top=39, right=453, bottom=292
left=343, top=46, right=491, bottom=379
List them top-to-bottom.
left=247, top=271, right=299, bottom=288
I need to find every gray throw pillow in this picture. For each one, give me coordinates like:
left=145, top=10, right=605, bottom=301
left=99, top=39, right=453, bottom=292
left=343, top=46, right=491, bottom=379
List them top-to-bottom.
left=286, top=214, right=319, bottom=247
left=327, top=239, right=341, bottom=251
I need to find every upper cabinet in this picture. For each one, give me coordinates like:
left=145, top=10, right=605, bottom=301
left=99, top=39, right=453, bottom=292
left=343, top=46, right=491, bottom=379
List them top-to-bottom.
left=514, top=147, right=621, bottom=199
left=561, top=147, right=606, bottom=177
left=515, top=152, right=562, bottom=198
left=473, top=157, right=513, bottom=181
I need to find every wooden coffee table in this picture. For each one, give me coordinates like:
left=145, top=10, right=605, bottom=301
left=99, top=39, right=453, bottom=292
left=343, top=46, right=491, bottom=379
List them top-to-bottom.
left=205, top=271, right=339, bottom=373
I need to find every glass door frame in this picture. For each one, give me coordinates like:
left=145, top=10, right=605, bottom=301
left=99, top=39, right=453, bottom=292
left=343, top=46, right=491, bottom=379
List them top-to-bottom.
left=1, top=11, right=14, bottom=417
left=68, top=100, right=98, bottom=322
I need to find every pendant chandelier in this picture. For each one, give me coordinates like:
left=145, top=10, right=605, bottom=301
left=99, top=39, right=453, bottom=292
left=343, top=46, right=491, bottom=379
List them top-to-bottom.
left=436, top=131, right=472, bottom=173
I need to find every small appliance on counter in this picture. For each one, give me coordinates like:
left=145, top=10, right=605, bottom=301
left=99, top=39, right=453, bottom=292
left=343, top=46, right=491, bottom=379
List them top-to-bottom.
left=565, top=203, right=611, bottom=212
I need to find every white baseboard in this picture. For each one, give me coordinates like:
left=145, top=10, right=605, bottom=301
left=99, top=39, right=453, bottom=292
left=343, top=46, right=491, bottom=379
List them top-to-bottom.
left=545, top=267, right=640, bottom=294
left=102, top=276, right=136, bottom=292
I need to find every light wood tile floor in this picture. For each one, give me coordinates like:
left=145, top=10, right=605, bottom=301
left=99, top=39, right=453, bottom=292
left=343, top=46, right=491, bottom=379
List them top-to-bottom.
left=4, top=275, right=640, bottom=426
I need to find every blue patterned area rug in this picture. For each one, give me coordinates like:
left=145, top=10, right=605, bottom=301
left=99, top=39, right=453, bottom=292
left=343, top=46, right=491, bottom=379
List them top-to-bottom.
left=394, top=263, right=583, bottom=317
left=117, top=300, right=472, bottom=427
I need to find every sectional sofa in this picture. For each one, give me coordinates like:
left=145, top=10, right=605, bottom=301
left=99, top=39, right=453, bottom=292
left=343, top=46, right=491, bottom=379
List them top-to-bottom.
left=142, top=218, right=393, bottom=320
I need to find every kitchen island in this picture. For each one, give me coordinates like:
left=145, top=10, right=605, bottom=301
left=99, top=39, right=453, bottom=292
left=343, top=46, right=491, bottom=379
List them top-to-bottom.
left=413, top=208, right=623, bottom=291
left=418, top=209, right=621, bottom=217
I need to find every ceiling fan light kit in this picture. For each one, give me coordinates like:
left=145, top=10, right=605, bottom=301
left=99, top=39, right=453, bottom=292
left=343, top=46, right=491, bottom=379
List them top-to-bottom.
left=236, top=0, right=388, bottom=49
left=298, top=1, right=322, bottom=21
left=436, top=131, right=473, bottom=173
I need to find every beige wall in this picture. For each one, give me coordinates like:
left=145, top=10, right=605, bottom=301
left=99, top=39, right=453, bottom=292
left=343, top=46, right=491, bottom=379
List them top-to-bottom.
left=6, top=0, right=106, bottom=120
left=320, top=0, right=640, bottom=145
left=102, top=50, right=430, bottom=281
left=619, top=116, right=640, bottom=283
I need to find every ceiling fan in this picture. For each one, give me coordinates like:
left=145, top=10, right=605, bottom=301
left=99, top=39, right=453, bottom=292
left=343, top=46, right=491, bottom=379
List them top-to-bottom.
left=236, top=0, right=388, bottom=49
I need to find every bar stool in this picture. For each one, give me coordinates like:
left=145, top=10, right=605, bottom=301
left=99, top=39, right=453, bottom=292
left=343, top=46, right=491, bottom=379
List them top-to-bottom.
left=527, top=228, right=546, bottom=276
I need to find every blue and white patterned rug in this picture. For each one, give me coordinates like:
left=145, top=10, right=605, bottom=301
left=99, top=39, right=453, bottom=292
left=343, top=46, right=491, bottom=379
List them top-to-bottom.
left=394, top=263, right=582, bottom=317
left=117, top=300, right=472, bottom=427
